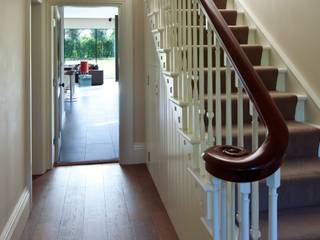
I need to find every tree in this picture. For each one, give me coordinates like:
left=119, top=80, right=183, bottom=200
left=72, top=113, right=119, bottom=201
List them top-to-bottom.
left=64, top=28, right=115, bottom=60
left=64, top=29, right=81, bottom=59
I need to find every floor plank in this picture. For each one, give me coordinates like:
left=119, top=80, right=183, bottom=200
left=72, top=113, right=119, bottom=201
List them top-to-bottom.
left=60, top=81, right=119, bottom=164
left=20, top=164, right=178, bottom=240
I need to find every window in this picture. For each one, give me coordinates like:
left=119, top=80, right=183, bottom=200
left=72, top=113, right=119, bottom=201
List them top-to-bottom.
left=64, top=28, right=115, bottom=62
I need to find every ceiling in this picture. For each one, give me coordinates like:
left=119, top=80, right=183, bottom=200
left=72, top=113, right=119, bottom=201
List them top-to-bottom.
left=64, top=7, right=118, bottom=19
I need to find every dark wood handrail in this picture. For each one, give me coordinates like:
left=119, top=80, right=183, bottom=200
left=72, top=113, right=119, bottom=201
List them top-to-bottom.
left=200, top=0, right=289, bottom=182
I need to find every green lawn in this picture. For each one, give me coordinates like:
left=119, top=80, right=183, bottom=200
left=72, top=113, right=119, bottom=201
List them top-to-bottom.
left=65, top=58, right=116, bottom=79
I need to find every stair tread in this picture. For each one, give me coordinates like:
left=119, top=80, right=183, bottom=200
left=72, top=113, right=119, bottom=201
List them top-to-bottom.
left=204, top=91, right=299, bottom=100
left=260, top=206, right=320, bottom=239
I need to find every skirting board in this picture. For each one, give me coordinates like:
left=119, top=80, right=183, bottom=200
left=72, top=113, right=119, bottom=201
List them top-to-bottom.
left=130, top=143, right=146, bottom=164
left=0, top=188, right=30, bottom=240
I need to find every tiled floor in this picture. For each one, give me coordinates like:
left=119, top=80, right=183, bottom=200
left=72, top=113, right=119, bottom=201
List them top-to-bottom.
left=59, top=80, right=119, bottom=164
left=21, top=164, right=179, bottom=240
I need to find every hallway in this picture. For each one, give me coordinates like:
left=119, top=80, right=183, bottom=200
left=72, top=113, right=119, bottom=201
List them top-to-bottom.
left=59, top=81, right=119, bottom=164
left=21, top=164, right=178, bottom=240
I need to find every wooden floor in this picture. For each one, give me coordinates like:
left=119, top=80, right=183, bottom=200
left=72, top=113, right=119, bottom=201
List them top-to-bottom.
left=21, top=164, right=178, bottom=240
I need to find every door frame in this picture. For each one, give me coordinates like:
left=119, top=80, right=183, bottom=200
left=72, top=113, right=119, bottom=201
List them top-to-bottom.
left=44, top=0, right=135, bottom=168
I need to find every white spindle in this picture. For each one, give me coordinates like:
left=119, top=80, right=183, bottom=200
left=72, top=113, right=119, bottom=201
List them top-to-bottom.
left=153, top=0, right=162, bottom=28
left=159, top=0, right=163, bottom=28
left=164, top=0, right=168, bottom=49
left=168, top=0, right=173, bottom=71
left=173, top=0, right=178, bottom=73
left=177, top=0, right=183, bottom=100
left=182, top=0, right=188, bottom=102
left=187, top=0, right=193, bottom=132
left=192, top=0, right=199, bottom=138
left=199, top=11, right=206, bottom=175
left=206, top=28, right=214, bottom=146
left=215, top=36, right=222, bottom=145
left=225, top=58, right=232, bottom=145
left=225, top=58, right=236, bottom=240
left=236, top=75, right=244, bottom=225
left=236, top=76, right=244, bottom=147
left=251, top=105, right=261, bottom=240
left=267, top=169, right=281, bottom=240
left=212, top=177, right=222, bottom=240
left=220, top=181, right=227, bottom=240
left=227, top=183, right=236, bottom=240
left=240, top=183, right=251, bottom=240
left=206, top=191, right=213, bottom=221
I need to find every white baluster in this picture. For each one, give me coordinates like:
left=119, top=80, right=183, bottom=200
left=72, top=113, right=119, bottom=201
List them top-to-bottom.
left=153, top=0, right=163, bottom=28
left=159, top=0, right=163, bottom=29
left=164, top=0, right=169, bottom=49
left=168, top=0, right=173, bottom=71
left=173, top=0, right=178, bottom=73
left=177, top=0, right=183, bottom=100
left=182, top=0, right=188, bottom=102
left=187, top=0, right=193, bottom=132
left=192, top=0, right=199, bottom=139
left=199, top=11, right=206, bottom=176
left=206, top=28, right=214, bottom=146
left=215, top=36, right=222, bottom=145
left=225, top=58, right=236, bottom=240
left=225, top=58, right=232, bottom=145
left=236, top=76, right=244, bottom=225
left=236, top=76, right=244, bottom=147
left=250, top=105, right=261, bottom=240
left=267, top=169, right=281, bottom=240
left=212, top=177, right=222, bottom=240
left=220, top=181, right=227, bottom=240
left=227, top=182, right=236, bottom=240
left=239, top=183, right=251, bottom=240
left=207, top=191, right=213, bottom=221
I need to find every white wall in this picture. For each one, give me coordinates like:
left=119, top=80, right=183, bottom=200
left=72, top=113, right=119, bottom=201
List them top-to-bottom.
left=0, top=0, right=31, bottom=238
left=240, top=0, right=320, bottom=123
left=32, top=3, right=48, bottom=175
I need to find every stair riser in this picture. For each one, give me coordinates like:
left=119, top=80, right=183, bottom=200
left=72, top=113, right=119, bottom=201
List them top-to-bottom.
left=213, top=0, right=227, bottom=9
left=195, top=26, right=255, bottom=45
left=195, top=45, right=263, bottom=67
left=200, top=69, right=279, bottom=94
left=203, top=94, right=297, bottom=125
left=203, top=119, right=317, bottom=162
left=241, top=126, right=318, bottom=159
left=260, top=177, right=320, bottom=211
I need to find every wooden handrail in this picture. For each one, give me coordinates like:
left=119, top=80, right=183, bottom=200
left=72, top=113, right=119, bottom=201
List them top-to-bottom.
left=200, top=0, right=289, bottom=182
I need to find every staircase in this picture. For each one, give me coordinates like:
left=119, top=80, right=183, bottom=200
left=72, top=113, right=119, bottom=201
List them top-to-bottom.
left=145, top=0, right=320, bottom=239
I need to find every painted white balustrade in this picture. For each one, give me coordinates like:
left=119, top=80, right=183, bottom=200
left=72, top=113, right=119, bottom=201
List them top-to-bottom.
left=144, top=0, right=283, bottom=239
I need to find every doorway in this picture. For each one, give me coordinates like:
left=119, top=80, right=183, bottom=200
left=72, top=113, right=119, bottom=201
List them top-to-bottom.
left=54, top=6, right=120, bottom=165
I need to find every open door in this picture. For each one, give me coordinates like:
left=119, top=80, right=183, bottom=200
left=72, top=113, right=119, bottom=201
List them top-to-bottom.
left=53, top=6, right=65, bottom=163
left=115, top=15, right=119, bottom=82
